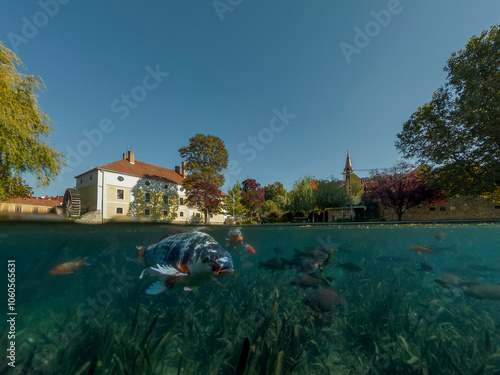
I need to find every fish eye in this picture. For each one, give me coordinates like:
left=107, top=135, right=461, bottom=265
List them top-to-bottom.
left=203, top=255, right=211, bottom=262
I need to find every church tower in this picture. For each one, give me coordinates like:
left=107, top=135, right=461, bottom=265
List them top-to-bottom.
left=341, top=150, right=364, bottom=204
left=342, top=150, right=354, bottom=181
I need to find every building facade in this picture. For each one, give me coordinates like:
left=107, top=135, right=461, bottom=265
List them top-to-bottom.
left=72, top=151, right=225, bottom=223
left=0, top=196, right=63, bottom=215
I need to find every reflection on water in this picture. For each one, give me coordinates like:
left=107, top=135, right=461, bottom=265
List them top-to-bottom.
left=1, top=221, right=500, bottom=374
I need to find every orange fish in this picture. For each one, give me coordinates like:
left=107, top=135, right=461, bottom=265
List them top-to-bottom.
left=244, top=244, right=256, bottom=254
left=409, top=246, right=432, bottom=254
left=49, top=257, right=89, bottom=275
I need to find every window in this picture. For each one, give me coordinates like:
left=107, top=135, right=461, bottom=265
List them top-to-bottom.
left=90, top=175, right=92, bottom=180
left=117, top=176, right=124, bottom=181
left=80, top=179, right=83, bottom=184
left=145, top=181, right=151, bottom=186
left=164, top=184, right=169, bottom=189
left=180, top=187, right=184, bottom=192
left=117, top=189, right=124, bottom=200
left=144, top=193, right=151, bottom=202
left=163, top=195, right=169, bottom=204
left=179, top=197, right=184, bottom=205
left=2, top=205, right=8, bottom=213
left=15, top=205, right=22, bottom=213
left=495, top=206, right=500, bottom=209
left=32, top=207, right=39, bottom=214
left=116, top=207, right=124, bottom=215
left=429, top=207, right=436, bottom=211
left=440, top=207, right=446, bottom=211
left=144, top=209, right=151, bottom=216
left=163, top=210, right=168, bottom=216
left=179, top=212, right=184, bottom=217
left=195, top=213, right=201, bottom=218
left=210, top=214, right=213, bottom=218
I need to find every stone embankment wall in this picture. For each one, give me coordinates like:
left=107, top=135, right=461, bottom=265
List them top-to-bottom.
left=382, top=196, right=500, bottom=221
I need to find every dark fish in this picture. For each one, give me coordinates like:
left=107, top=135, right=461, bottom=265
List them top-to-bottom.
left=137, top=231, right=234, bottom=294
left=294, top=248, right=329, bottom=262
left=376, top=255, right=413, bottom=263
left=258, top=257, right=285, bottom=272
left=281, top=257, right=317, bottom=273
left=418, top=259, right=434, bottom=273
left=334, top=261, right=364, bottom=272
left=289, top=274, right=332, bottom=289
left=434, top=274, right=478, bottom=290
left=464, top=284, right=500, bottom=300
left=302, top=287, right=349, bottom=314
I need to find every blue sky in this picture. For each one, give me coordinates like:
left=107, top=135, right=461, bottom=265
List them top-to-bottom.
left=2, top=0, right=499, bottom=196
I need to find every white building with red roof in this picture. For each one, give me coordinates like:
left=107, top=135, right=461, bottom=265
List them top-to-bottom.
left=68, top=151, right=224, bottom=223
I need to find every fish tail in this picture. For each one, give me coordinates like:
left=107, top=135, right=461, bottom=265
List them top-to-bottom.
left=137, top=246, right=146, bottom=263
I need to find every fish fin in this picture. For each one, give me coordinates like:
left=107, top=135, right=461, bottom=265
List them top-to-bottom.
left=136, top=246, right=146, bottom=262
left=151, top=264, right=187, bottom=277
left=139, top=267, right=149, bottom=279
left=146, top=281, right=167, bottom=295
left=184, top=287, right=193, bottom=292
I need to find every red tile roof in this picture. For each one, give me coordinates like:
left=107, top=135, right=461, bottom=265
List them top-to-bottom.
left=98, top=159, right=184, bottom=184
left=8, top=197, right=63, bottom=207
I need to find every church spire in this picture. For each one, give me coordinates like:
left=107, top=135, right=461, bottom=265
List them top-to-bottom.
left=344, top=150, right=354, bottom=176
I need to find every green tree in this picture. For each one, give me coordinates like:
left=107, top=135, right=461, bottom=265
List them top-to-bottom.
left=395, top=25, right=500, bottom=199
left=0, top=42, right=64, bottom=200
left=178, top=134, right=229, bottom=188
left=288, top=175, right=318, bottom=222
left=314, top=179, right=351, bottom=221
left=223, top=181, right=246, bottom=220
left=263, top=181, right=287, bottom=209
left=260, top=200, right=279, bottom=215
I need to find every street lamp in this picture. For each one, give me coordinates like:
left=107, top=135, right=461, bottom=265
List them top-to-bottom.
left=232, top=196, right=235, bottom=225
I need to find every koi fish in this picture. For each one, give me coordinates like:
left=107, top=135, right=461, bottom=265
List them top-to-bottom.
left=227, top=229, right=244, bottom=247
left=137, top=231, right=234, bottom=294
left=243, top=243, right=256, bottom=254
left=409, top=246, right=433, bottom=254
left=49, top=257, right=90, bottom=275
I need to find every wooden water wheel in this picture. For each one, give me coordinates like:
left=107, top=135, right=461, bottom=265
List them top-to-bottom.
left=63, top=188, right=81, bottom=217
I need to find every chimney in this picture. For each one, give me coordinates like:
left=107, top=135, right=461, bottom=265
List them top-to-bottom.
left=128, top=151, right=135, bottom=164
left=123, top=153, right=127, bottom=160
left=181, top=161, right=188, bottom=178
left=175, top=166, right=181, bottom=175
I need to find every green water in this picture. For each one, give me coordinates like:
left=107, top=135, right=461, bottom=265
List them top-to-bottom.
left=1, top=221, right=500, bottom=374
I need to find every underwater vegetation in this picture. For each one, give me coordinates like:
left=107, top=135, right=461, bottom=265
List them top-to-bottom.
left=2, top=223, right=500, bottom=374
